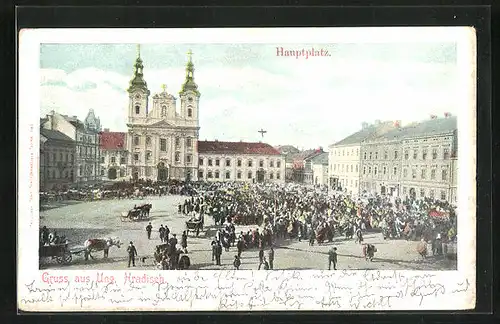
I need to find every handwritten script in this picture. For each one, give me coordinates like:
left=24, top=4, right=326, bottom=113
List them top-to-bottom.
left=18, top=270, right=472, bottom=311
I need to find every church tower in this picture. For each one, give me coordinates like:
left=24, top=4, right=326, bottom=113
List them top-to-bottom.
left=127, top=44, right=150, bottom=123
left=179, top=49, right=200, bottom=127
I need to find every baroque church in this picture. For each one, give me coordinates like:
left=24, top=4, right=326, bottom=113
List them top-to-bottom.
left=99, top=45, right=285, bottom=183
left=126, top=46, right=200, bottom=181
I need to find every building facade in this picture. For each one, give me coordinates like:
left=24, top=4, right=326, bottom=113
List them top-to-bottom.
left=126, top=46, right=200, bottom=181
left=41, top=109, right=101, bottom=185
left=357, top=115, right=457, bottom=203
left=399, top=117, right=457, bottom=202
left=328, top=121, right=396, bottom=196
left=39, top=128, right=76, bottom=191
left=99, top=130, right=128, bottom=180
left=359, top=132, right=403, bottom=197
left=197, top=141, right=285, bottom=183
left=310, top=152, right=329, bottom=187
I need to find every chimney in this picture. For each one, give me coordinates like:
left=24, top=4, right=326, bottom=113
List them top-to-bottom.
left=444, top=112, right=451, bottom=118
left=430, top=114, right=437, bottom=119
left=73, top=115, right=78, bottom=119
left=393, top=120, right=401, bottom=128
left=361, top=122, right=369, bottom=129
left=104, top=128, right=110, bottom=132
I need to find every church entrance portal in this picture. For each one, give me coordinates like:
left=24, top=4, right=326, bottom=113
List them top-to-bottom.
left=157, top=162, right=168, bottom=181
left=132, top=167, right=139, bottom=181
left=108, top=168, right=117, bottom=180
left=256, top=169, right=265, bottom=183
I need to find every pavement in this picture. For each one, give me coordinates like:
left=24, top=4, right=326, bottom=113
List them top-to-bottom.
left=39, top=195, right=456, bottom=271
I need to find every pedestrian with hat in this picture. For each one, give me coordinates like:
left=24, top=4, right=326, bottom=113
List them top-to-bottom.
left=127, top=241, right=138, bottom=268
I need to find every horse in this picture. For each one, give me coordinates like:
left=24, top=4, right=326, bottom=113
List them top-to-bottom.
left=84, top=238, right=121, bottom=260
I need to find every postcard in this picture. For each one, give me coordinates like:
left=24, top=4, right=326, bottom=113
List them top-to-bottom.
left=18, top=27, right=476, bottom=311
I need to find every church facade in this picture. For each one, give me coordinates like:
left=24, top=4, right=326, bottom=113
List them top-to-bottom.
left=126, top=47, right=200, bottom=181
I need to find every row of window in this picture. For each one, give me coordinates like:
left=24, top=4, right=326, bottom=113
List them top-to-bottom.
left=135, top=104, right=194, bottom=118
left=79, top=135, right=96, bottom=144
left=133, top=136, right=193, bottom=151
left=78, top=146, right=97, bottom=156
left=362, top=147, right=451, bottom=161
left=333, top=148, right=360, bottom=157
left=45, top=152, right=74, bottom=163
left=132, top=152, right=191, bottom=164
left=101, top=156, right=127, bottom=164
left=199, top=158, right=281, bottom=168
left=332, top=163, right=359, bottom=173
left=361, top=165, right=449, bottom=181
left=363, top=166, right=398, bottom=176
left=402, top=168, right=448, bottom=181
left=45, top=169, right=74, bottom=180
left=199, top=170, right=281, bottom=180
left=337, top=178, right=358, bottom=188
left=401, top=187, right=447, bottom=201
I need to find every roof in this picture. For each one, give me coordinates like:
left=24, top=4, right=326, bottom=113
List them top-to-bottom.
left=368, top=116, right=457, bottom=142
left=333, top=122, right=394, bottom=146
left=40, top=128, right=74, bottom=142
left=99, top=132, right=126, bottom=150
left=198, top=141, right=281, bottom=155
left=275, top=145, right=300, bottom=154
left=310, top=152, right=329, bottom=165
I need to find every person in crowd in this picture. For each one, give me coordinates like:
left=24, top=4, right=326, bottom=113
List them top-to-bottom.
left=146, top=222, right=153, bottom=240
left=159, top=225, right=165, bottom=242
left=181, top=231, right=188, bottom=253
left=127, top=241, right=138, bottom=268
left=268, top=246, right=275, bottom=270
left=328, top=247, right=338, bottom=270
left=233, top=255, right=241, bottom=270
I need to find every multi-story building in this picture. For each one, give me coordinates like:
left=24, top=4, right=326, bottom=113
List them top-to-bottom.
left=125, top=46, right=199, bottom=181
left=41, top=109, right=101, bottom=185
left=358, top=115, right=457, bottom=203
left=399, top=116, right=457, bottom=202
left=328, top=121, right=396, bottom=195
left=359, top=122, right=403, bottom=196
left=39, top=128, right=76, bottom=191
left=99, top=130, right=128, bottom=180
left=197, top=141, right=285, bottom=183
left=303, top=149, right=325, bottom=185
left=310, top=152, right=329, bottom=187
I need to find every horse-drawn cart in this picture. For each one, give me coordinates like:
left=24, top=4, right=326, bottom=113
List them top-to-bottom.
left=120, top=204, right=152, bottom=222
left=186, top=219, right=203, bottom=236
left=39, top=243, right=73, bottom=265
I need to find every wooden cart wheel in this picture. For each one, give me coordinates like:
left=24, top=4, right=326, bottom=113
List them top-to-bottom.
left=56, top=255, right=64, bottom=264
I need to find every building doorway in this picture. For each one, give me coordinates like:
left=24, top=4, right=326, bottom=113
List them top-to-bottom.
left=157, top=162, right=168, bottom=181
left=108, top=168, right=117, bottom=180
left=132, top=168, right=139, bottom=181
left=256, top=169, right=265, bottom=183
left=185, top=170, right=191, bottom=182
left=380, top=185, right=386, bottom=195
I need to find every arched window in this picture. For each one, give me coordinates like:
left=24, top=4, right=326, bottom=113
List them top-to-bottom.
left=135, top=105, right=140, bottom=114
left=161, top=105, right=167, bottom=117
left=187, top=108, right=192, bottom=117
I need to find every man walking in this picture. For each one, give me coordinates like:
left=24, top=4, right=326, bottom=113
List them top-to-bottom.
left=146, top=222, right=153, bottom=240
left=159, top=225, right=165, bottom=242
left=164, top=225, right=170, bottom=242
left=236, top=237, right=245, bottom=258
left=127, top=241, right=138, bottom=268
left=215, top=241, right=223, bottom=266
left=268, top=246, right=275, bottom=270
left=328, top=247, right=338, bottom=270
left=258, top=248, right=265, bottom=270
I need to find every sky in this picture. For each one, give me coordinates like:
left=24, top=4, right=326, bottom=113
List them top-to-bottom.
left=40, top=42, right=459, bottom=150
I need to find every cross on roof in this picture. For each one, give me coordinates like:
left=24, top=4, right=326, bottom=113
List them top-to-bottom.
left=161, top=84, right=167, bottom=92
left=258, top=128, right=267, bottom=138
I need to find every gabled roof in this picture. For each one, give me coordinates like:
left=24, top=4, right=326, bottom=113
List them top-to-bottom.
left=367, top=116, right=457, bottom=142
left=333, top=122, right=394, bottom=146
left=40, top=128, right=74, bottom=142
left=99, top=132, right=126, bottom=150
left=198, top=141, right=281, bottom=155
left=275, top=145, right=300, bottom=154
left=310, top=152, right=329, bottom=165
